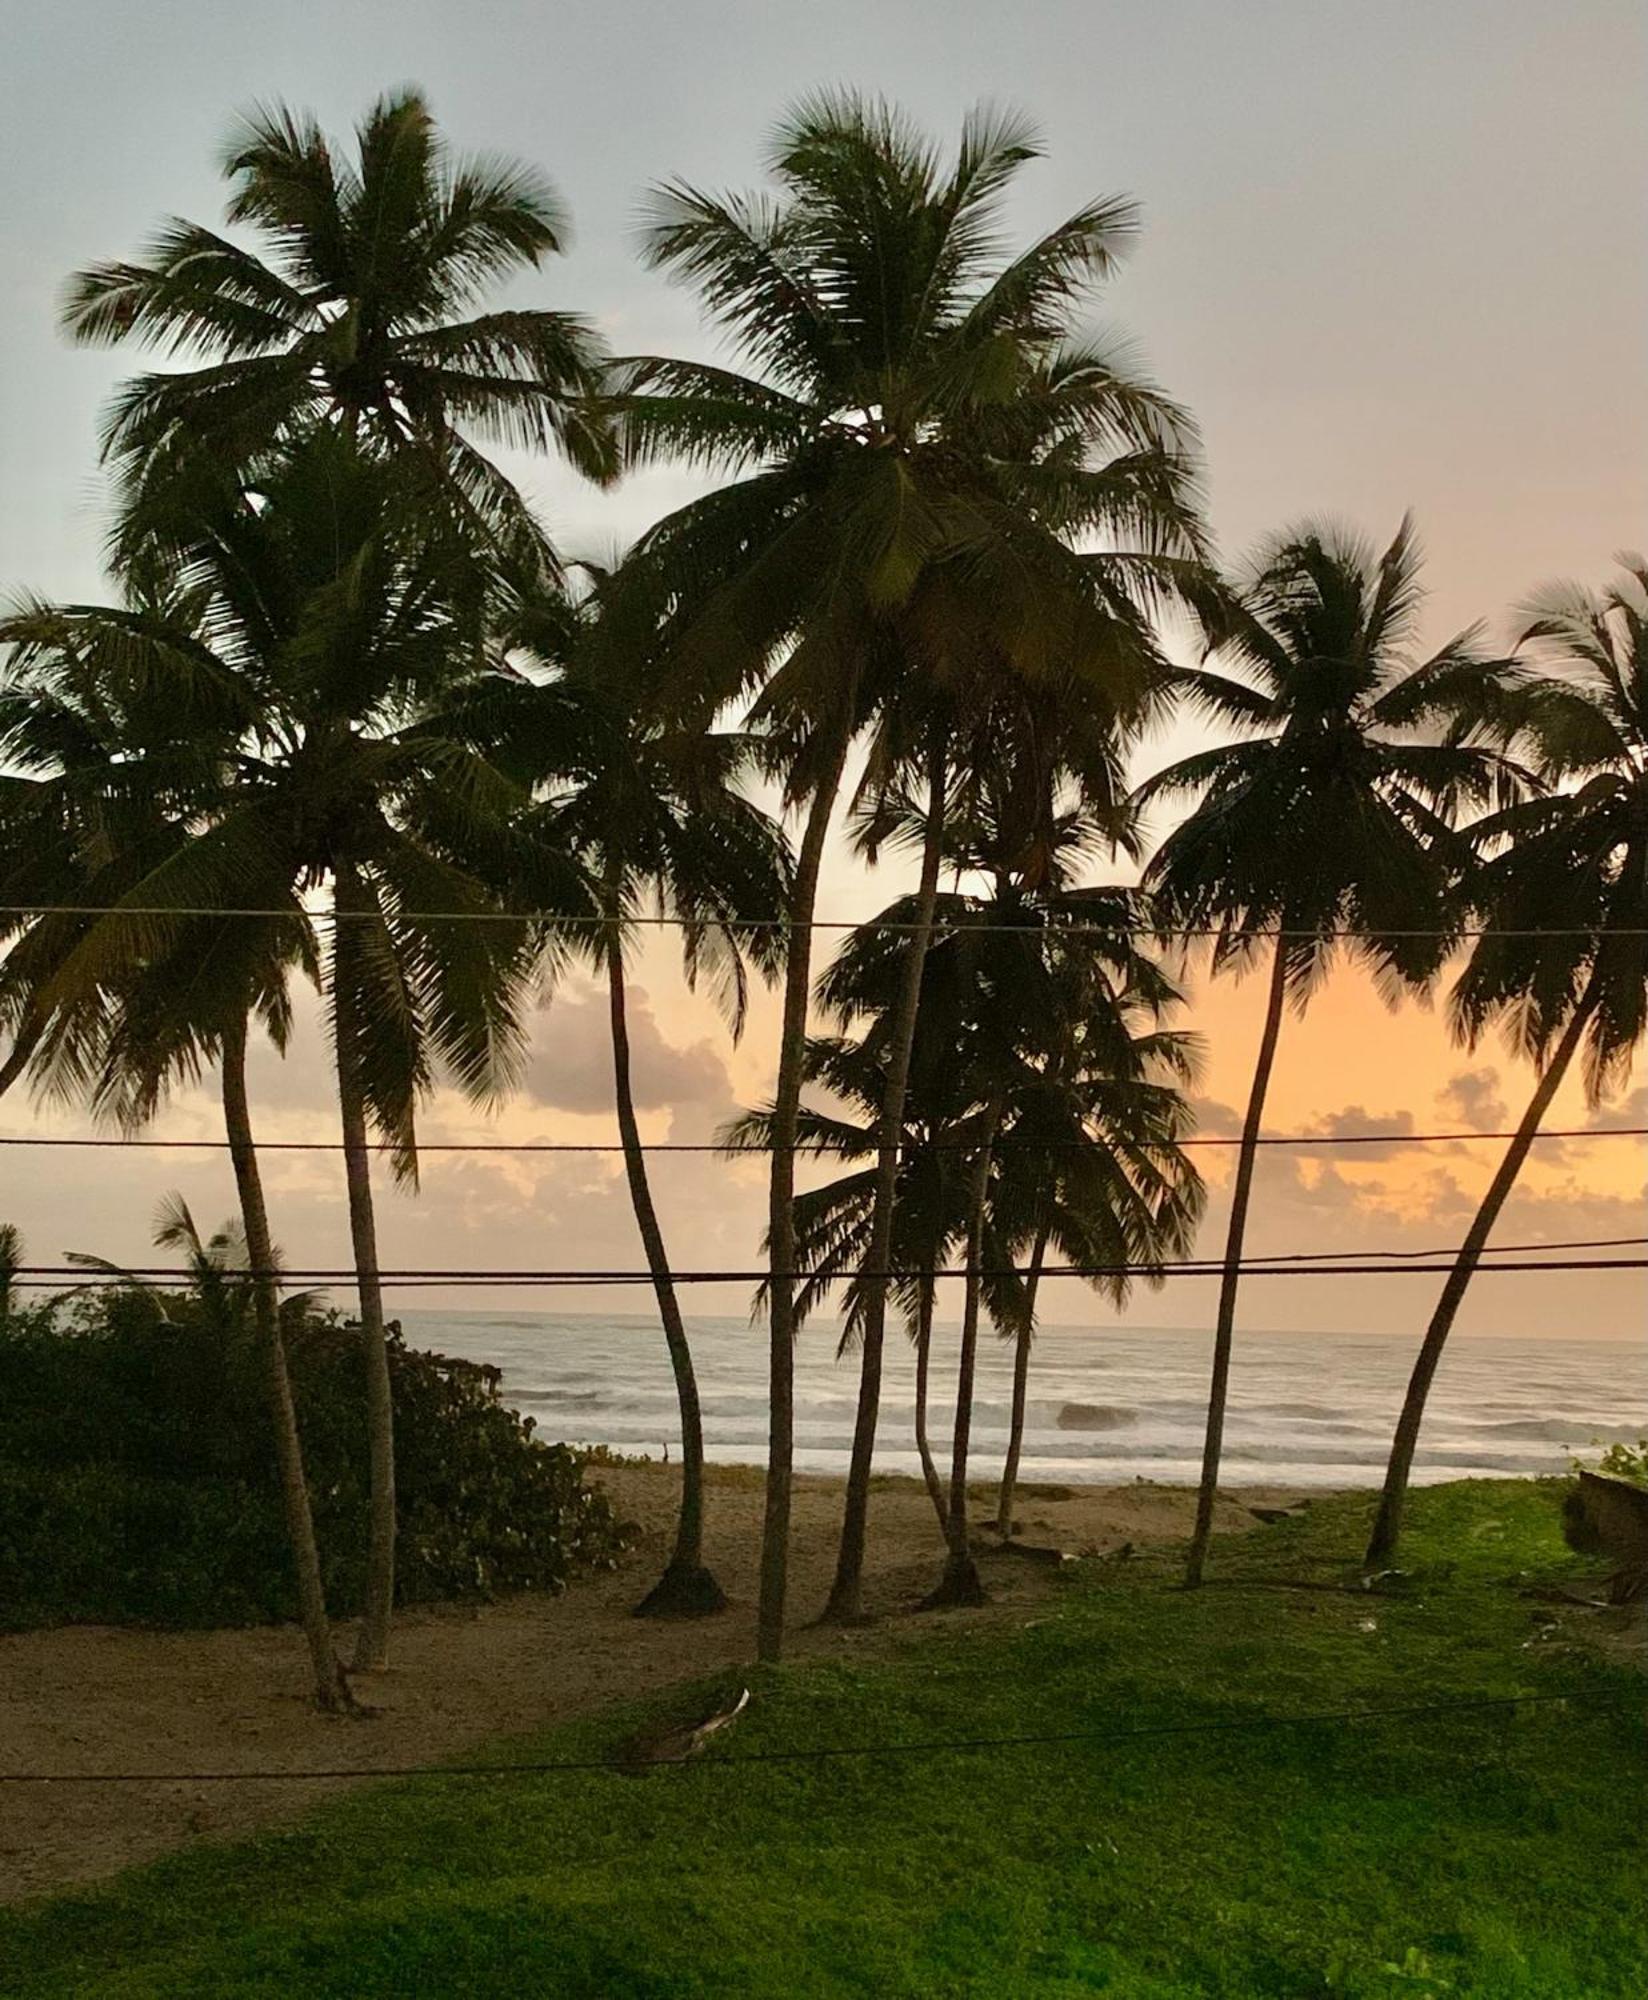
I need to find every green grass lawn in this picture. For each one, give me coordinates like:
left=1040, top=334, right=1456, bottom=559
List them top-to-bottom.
left=3, top=1481, right=1643, bottom=1998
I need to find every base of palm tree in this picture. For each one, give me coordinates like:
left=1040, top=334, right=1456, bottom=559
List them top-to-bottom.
left=920, top=1550, right=988, bottom=1609
left=632, top=1560, right=729, bottom=1620
left=316, top=1658, right=369, bottom=1716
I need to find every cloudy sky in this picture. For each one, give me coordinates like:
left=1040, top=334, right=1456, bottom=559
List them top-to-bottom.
left=0, top=0, right=1643, bottom=1338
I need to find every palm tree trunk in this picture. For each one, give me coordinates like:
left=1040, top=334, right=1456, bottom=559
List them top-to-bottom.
left=758, top=725, right=852, bottom=1664
left=823, top=744, right=947, bottom=1625
left=331, top=863, right=396, bottom=1673
left=607, top=923, right=726, bottom=1618
left=1185, top=937, right=1290, bottom=1588
left=1364, top=983, right=1601, bottom=1568
left=220, top=1013, right=352, bottom=1713
left=926, top=1098, right=1003, bottom=1607
left=995, top=1222, right=1050, bottom=1538
left=912, top=1271, right=946, bottom=1531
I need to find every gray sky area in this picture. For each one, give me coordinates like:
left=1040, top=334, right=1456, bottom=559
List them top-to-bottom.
left=5, top=0, right=1643, bottom=616
left=0, top=1, right=1644, bottom=1330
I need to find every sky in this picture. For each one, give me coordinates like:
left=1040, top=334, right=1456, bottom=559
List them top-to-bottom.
left=0, top=0, right=1644, bottom=1341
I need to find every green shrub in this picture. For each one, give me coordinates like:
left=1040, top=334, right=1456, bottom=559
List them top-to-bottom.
left=0, top=1294, right=630, bottom=1629
left=1571, top=1436, right=1648, bottom=1485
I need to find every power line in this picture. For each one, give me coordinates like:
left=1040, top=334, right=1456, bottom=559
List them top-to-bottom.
left=4, top=902, right=1646, bottom=941
left=0, top=1126, right=1641, bottom=1155
left=1243, top=1233, right=1648, bottom=1263
left=13, top=1252, right=1648, bottom=1289
left=0, top=1688, right=1624, bottom=1787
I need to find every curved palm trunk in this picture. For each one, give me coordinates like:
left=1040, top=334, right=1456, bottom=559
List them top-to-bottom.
left=759, top=725, right=852, bottom=1664
left=824, top=747, right=947, bottom=1625
left=331, top=863, right=396, bottom=1673
left=607, top=926, right=726, bottom=1618
left=1185, top=938, right=1290, bottom=1588
left=1365, top=984, right=1601, bottom=1568
left=220, top=1014, right=352, bottom=1713
left=926, top=1098, right=1003, bottom=1606
left=995, top=1222, right=1050, bottom=1538
left=912, top=1271, right=947, bottom=1531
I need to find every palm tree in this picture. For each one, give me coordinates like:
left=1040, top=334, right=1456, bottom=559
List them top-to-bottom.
left=63, top=89, right=612, bottom=544
left=616, top=93, right=1204, bottom=1655
left=6, top=431, right=537, bottom=1672
left=1137, top=518, right=1516, bottom=1586
left=1366, top=556, right=1648, bottom=1566
left=479, top=575, right=792, bottom=1615
left=0, top=577, right=231, bottom=1106
left=0, top=589, right=355, bottom=1708
left=819, top=673, right=1188, bottom=1610
left=907, top=766, right=1206, bottom=1538
left=832, top=875, right=1200, bottom=1605
left=987, top=925, right=1205, bottom=1538
left=720, top=1021, right=977, bottom=1533
left=67, top=1191, right=255, bottom=1316
left=0, top=1222, right=22, bottom=1319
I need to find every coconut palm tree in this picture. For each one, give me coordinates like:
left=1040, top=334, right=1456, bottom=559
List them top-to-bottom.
left=63, top=88, right=612, bottom=546
left=616, top=92, right=1205, bottom=1655
left=5, top=430, right=538, bottom=1672
left=1137, top=518, right=1517, bottom=1586
left=1366, top=556, right=1648, bottom=1566
left=472, top=575, right=793, bottom=1615
left=0, top=576, right=234, bottom=1105
left=0, top=597, right=355, bottom=1708
left=813, top=668, right=1183, bottom=1610
left=904, top=761, right=1205, bottom=1537
left=813, top=851, right=1202, bottom=1602
left=987, top=931, right=1205, bottom=1538
left=720, top=1022, right=977, bottom=1531
left=0, top=1223, right=22, bottom=1319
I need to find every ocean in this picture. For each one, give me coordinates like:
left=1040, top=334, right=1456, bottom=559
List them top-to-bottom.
left=396, top=1310, right=1646, bottom=1488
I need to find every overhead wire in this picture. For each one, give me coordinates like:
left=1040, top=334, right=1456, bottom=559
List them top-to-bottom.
left=3, top=903, right=1647, bottom=940
left=0, top=1126, right=1642, bottom=1154
left=9, top=1249, right=1648, bottom=1290
left=0, top=1687, right=1628, bottom=1787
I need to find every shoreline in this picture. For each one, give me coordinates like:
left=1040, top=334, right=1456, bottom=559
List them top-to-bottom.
left=1, top=1460, right=1313, bottom=1905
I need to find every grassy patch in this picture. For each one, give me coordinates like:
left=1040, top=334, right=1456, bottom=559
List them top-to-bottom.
left=4, top=1481, right=1643, bottom=1998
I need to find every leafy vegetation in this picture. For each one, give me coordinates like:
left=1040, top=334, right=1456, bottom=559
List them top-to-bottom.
left=0, top=82, right=1641, bottom=1742
left=0, top=1287, right=628, bottom=1629
left=1578, top=1437, right=1648, bottom=1486
left=1, top=1484, right=1641, bottom=1998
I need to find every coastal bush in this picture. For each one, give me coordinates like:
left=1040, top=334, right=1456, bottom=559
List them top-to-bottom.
left=0, top=1294, right=629, bottom=1629
left=1584, top=1437, right=1648, bottom=1484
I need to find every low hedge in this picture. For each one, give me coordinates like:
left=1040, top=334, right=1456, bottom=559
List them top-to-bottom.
left=0, top=1290, right=630, bottom=1629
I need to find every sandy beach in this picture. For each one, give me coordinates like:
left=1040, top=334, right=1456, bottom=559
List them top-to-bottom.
left=0, top=1462, right=1307, bottom=1904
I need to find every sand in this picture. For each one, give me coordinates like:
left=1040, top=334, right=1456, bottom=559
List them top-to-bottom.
left=0, top=1462, right=1301, bottom=1905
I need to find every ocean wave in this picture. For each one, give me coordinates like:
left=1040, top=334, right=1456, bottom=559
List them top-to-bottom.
left=408, top=1311, right=1645, bottom=1488
left=1055, top=1403, right=1137, bottom=1431
left=1454, top=1416, right=1634, bottom=1444
left=570, top=1418, right=1569, bottom=1475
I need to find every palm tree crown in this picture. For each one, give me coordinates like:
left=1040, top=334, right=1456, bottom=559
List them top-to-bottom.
left=63, top=89, right=614, bottom=534
left=617, top=90, right=1205, bottom=737
left=1141, top=516, right=1515, bottom=992
left=1450, top=556, right=1648, bottom=1091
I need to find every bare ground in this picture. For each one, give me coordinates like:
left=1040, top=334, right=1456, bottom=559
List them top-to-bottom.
left=0, top=1463, right=1302, bottom=1905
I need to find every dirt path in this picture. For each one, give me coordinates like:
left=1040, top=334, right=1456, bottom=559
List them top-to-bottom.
left=0, top=1465, right=1296, bottom=1904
